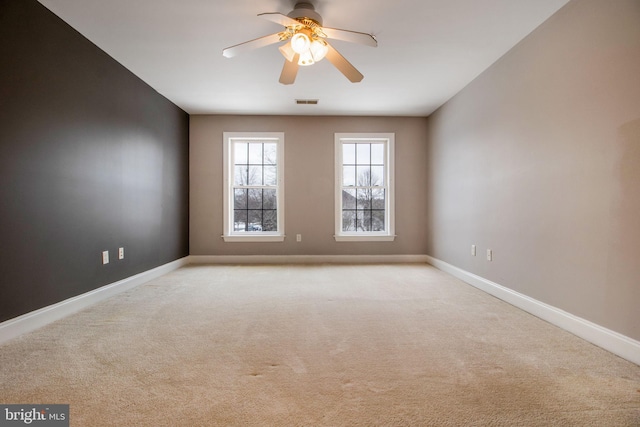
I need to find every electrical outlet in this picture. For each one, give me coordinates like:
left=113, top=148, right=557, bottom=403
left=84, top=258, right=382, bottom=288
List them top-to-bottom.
left=296, top=234, right=302, bottom=242
left=471, top=245, right=476, bottom=256
left=118, top=247, right=124, bottom=260
left=487, top=249, right=492, bottom=261
left=102, top=250, right=109, bottom=265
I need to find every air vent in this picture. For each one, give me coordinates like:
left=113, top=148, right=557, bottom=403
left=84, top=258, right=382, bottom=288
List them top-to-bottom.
left=295, top=99, right=319, bottom=105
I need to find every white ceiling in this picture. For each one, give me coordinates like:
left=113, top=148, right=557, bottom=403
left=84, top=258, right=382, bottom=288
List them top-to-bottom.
left=37, top=0, right=569, bottom=116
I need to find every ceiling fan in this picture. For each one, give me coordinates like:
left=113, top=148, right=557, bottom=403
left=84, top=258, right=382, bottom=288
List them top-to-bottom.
left=222, top=2, right=377, bottom=85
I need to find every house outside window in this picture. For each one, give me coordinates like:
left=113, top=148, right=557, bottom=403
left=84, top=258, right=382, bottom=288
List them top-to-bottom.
left=223, top=132, right=285, bottom=242
left=335, top=133, right=395, bottom=241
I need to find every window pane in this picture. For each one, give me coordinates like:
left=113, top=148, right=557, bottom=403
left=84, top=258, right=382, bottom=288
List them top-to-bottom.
left=225, top=133, right=284, bottom=238
left=335, top=135, right=392, bottom=238
left=234, top=142, right=248, bottom=165
left=248, top=143, right=262, bottom=164
left=263, top=143, right=277, bottom=165
left=343, top=143, right=356, bottom=164
left=356, top=143, right=370, bottom=164
left=371, top=143, right=384, bottom=165
left=248, top=165, right=263, bottom=185
left=234, top=166, right=247, bottom=185
left=264, top=166, right=277, bottom=186
left=343, top=166, right=356, bottom=186
left=356, top=166, right=371, bottom=186
left=371, top=166, right=384, bottom=186
left=234, top=189, right=247, bottom=209
left=248, top=189, right=262, bottom=209
left=263, top=189, right=277, bottom=209
left=342, top=189, right=356, bottom=209
left=356, top=189, right=371, bottom=209
left=372, top=189, right=385, bottom=209
left=234, top=210, right=247, bottom=232
left=248, top=210, right=263, bottom=231
left=263, top=210, right=277, bottom=231
left=356, top=210, right=371, bottom=231
left=372, top=210, right=385, bottom=231
left=342, top=211, right=356, bottom=231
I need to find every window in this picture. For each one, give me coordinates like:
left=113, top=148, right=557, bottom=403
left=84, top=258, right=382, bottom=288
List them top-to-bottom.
left=223, top=132, right=284, bottom=242
left=335, top=133, right=395, bottom=241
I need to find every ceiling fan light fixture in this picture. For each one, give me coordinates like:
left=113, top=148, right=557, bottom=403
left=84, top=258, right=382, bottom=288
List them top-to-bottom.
left=224, top=3, right=378, bottom=84
left=291, top=32, right=311, bottom=54
left=309, top=39, right=328, bottom=62
left=279, top=42, right=295, bottom=62
left=298, top=50, right=315, bottom=66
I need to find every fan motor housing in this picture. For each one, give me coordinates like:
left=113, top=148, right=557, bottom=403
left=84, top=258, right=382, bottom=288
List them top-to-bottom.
left=287, top=2, right=323, bottom=26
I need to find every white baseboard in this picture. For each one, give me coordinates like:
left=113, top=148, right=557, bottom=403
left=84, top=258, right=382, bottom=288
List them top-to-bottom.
left=4, top=254, right=637, bottom=367
left=188, top=254, right=430, bottom=264
left=0, top=255, right=425, bottom=345
left=425, top=255, right=640, bottom=366
left=0, top=257, right=190, bottom=345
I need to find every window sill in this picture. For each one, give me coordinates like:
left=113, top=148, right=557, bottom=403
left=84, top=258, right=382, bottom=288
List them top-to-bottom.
left=222, top=234, right=285, bottom=243
left=334, top=234, right=396, bottom=242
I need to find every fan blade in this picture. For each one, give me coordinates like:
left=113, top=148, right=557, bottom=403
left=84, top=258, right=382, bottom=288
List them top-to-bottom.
left=259, top=12, right=301, bottom=28
left=322, top=27, right=377, bottom=47
left=222, top=32, right=282, bottom=58
left=325, top=43, right=364, bottom=83
left=279, top=54, right=300, bottom=85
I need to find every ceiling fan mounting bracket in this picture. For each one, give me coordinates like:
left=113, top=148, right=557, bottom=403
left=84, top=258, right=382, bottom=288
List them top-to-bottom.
left=288, top=2, right=323, bottom=27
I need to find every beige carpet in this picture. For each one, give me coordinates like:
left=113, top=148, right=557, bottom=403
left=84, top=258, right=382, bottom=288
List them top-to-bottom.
left=0, top=264, right=639, bottom=426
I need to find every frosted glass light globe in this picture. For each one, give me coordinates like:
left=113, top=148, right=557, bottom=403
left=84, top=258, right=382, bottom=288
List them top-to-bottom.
left=291, top=33, right=311, bottom=54
left=310, top=39, right=328, bottom=61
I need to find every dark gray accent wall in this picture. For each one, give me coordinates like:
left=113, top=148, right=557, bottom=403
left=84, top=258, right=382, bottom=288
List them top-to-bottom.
left=0, top=0, right=189, bottom=323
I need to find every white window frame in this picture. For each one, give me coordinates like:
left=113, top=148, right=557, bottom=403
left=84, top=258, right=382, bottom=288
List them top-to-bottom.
left=223, top=132, right=285, bottom=242
left=334, top=133, right=395, bottom=242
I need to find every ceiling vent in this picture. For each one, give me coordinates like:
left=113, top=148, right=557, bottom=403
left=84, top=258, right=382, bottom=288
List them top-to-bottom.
left=295, top=99, right=319, bottom=105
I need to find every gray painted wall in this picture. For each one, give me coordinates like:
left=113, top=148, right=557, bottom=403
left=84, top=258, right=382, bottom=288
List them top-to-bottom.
left=0, top=0, right=189, bottom=322
left=426, top=0, right=640, bottom=341
left=190, top=115, right=429, bottom=256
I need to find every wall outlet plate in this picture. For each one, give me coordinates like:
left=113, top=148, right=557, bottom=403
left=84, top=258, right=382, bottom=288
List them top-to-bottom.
left=118, top=247, right=124, bottom=260
left=102, top=250, right=109, bottom=265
